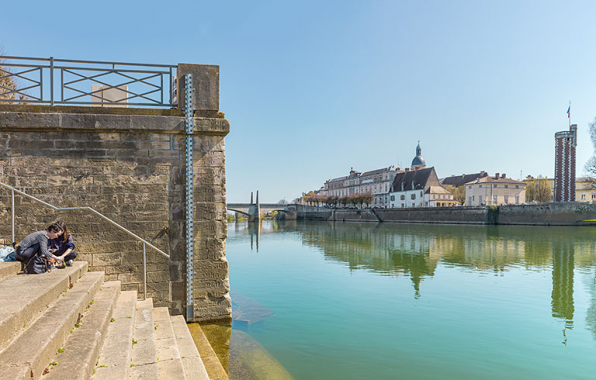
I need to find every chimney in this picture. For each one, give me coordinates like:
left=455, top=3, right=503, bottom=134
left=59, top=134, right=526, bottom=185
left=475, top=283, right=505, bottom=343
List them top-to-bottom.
left=494, top=173, right=499, bottom=180
left=501, top=173, right=506, bottom=179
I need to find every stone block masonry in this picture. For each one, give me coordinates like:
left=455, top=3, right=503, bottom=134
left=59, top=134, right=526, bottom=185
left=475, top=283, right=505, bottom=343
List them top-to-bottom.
left=0, top=97, right=231, bottom=322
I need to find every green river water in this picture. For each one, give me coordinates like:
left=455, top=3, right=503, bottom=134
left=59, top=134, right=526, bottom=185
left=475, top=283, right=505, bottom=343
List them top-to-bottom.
left=209, top=221, right=596, bottom=379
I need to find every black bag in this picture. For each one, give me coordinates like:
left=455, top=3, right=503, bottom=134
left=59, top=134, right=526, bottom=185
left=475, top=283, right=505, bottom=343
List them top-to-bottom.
left=26, top=255, right=49, bottom=274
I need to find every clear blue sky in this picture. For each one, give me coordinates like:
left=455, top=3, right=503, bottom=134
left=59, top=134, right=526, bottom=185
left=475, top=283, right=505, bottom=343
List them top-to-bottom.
left=2, top=0, right=596, bottom=203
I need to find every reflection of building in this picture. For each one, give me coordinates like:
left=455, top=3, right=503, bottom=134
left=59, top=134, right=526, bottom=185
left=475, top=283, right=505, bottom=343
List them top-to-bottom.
left=554, top=124, right=577, bottom=202
left=465, top=173, right=526, bottom=206
left=551, top=241, right=574, bottom=329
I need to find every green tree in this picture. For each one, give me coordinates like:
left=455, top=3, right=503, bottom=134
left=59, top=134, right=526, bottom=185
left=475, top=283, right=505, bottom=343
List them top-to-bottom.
left=445, top=185, right=465, bottom=204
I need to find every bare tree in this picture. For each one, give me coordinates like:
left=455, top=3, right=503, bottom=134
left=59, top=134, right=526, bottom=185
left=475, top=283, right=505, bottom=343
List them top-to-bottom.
left=0, top=52, right=26, bottom=102
left=586, top=117, right=596, bottom=179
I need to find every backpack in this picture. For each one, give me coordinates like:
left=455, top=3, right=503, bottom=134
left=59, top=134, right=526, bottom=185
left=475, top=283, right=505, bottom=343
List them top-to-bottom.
left=26, top=255, right=49, bottom=274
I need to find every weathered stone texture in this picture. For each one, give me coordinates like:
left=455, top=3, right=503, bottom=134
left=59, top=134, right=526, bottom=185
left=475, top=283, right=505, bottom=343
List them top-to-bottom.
left=0, top=105, right=230, bottom=321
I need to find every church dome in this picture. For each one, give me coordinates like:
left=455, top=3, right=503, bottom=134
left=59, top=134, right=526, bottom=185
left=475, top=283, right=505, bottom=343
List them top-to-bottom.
left=411, top=142, right=426, bottom=169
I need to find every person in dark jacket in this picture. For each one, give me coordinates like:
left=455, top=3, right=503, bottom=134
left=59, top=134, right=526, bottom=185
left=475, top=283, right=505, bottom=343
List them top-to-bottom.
left=49, top=221, right=77, bottom=267
left=15, top=222, right=64, bottom=263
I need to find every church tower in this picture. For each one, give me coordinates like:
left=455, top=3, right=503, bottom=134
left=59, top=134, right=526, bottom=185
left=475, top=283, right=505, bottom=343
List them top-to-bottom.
left=411, top=142, right=426, bottom=170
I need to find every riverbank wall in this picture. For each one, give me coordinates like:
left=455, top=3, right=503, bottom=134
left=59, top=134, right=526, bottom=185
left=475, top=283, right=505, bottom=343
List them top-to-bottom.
left=294, top=203, right=596, bottom=226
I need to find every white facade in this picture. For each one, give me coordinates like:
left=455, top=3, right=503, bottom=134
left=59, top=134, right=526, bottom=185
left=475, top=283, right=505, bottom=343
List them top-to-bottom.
left=465, top=174, right=526, bottom=206
left=389, top=188, right=425, bottom=208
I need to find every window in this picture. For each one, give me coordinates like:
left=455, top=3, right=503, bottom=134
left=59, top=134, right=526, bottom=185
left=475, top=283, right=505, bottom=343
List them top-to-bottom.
left=494, top=184, right=497, bottom=188
left=479, top=185, right=482, bottom=188
left=504, top=185, right=509, bottom=189
left=515, top=185, right=519, bottom=189
left=468, top=186, right=472, bottom=189
left=420, top=191, right=423, bottom=197
left=582, top=193, right=586, bottom=200
left=592, top=193, right=596, bottom=200
left=411, top=194, right=416, bottom=200
left=390, top=195, right=395, bottom=201
left=400, top=195, right=405, bottom=200
left=432, top=195, right=435, bottom=199
left=472, top=195, right=475, bottom=202
left=493, top=195, right=497, bottom=204
left=479, top=196, right=483, bottom=204
left=504, top=196, right=509, bottom=204
left=515, top=196, right=519, bottom=204
left=468, top=197, right=472, bottom=204
left=412, top=203, right=415, bottom=207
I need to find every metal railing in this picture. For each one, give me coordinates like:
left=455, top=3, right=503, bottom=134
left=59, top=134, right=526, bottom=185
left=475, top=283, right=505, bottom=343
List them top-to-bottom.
left=0, top=56, right=177, bottom=107
left=0, top=181, right=169, bottom=299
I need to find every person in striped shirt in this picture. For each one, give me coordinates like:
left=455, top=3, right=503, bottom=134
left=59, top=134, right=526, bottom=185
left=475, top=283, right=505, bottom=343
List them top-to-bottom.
left=15, top=222, right=65, bottom=264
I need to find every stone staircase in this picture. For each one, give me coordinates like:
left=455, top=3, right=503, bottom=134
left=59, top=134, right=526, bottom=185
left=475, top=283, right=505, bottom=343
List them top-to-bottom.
left=0, top=261, right=210, bottom=380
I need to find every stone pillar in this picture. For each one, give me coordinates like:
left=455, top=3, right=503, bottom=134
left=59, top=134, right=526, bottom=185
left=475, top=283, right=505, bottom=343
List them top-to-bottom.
left=178, top=63, right=230, bottom=322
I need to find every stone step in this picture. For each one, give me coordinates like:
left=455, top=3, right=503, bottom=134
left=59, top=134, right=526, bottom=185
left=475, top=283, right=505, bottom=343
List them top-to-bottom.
left=0, top=261, right=88, bottom=354
left=0, top=261, right=20, bottom=282
left=0, top=270, right=104, bottom=379
left=43, top=281, right=121, bottom=380
left=92, top=290, right=138, bottom=380
left=129, top=298, right=158, bottom=380
left=153, top=307, right=187, bottom=380
left=171, top=316, right=210, bottom=380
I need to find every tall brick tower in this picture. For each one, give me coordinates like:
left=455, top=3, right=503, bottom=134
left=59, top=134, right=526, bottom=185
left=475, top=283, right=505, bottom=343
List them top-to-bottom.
left=554, top=124, right=577, bottom=202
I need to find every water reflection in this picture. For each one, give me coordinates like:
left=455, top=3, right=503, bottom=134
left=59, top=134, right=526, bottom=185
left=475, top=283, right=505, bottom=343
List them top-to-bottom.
left=231, top=221, right=596, bottom=336
left=551, top=241, right=574, bottom=330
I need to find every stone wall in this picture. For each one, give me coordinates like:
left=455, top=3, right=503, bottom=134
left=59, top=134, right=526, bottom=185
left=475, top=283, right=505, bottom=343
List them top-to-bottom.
left=0, top=103, right=230, bottom=322
left=498, top=202, right=596, bottom=225
left=376, top=207, right=489, bottom=224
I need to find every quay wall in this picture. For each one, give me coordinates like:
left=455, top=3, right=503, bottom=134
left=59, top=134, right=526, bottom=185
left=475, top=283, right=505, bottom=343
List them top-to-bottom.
left=0, top=68, right=231, bottom=322
left=498, top=202, right=596, bottom=225
left=296, top=203, right=596, bottom=226
left=375, top=207, right=489, bottom=224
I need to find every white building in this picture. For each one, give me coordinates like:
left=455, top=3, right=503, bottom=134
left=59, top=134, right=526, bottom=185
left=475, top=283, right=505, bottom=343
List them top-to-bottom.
left=388, top=167, right=455, bottom=208
left=465, top=173, right=526, bottom=206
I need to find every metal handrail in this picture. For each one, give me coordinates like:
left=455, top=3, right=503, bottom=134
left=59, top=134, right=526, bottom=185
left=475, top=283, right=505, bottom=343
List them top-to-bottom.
left=0, top=55, right=177, bottom=107
left=0, top=181, right=169, bottom=299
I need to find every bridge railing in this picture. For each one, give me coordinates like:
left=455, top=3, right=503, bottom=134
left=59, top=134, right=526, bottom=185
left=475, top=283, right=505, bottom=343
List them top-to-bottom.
left=0, top=55, right=177, bottom=107
left=0, top=181, right=169, bottom=300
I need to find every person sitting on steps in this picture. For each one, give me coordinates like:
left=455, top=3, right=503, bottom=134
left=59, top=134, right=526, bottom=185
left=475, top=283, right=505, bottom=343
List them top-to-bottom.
left=49, top=220, right=77, bottom=267
left=14, top=222, right=65, bottom=268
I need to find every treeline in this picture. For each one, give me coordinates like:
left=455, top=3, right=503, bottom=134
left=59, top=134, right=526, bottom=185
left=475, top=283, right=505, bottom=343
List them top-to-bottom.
left=303, top=193, right=375, bottom=208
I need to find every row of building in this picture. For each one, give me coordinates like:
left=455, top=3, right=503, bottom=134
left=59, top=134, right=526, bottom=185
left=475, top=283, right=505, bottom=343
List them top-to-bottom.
left=313, top=123, right=585, bottom=208
left=316, top=143, right=525, bottom=208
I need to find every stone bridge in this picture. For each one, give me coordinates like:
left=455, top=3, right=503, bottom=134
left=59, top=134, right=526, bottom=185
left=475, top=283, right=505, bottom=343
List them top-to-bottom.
left=227, top=192, right=296, bottom=221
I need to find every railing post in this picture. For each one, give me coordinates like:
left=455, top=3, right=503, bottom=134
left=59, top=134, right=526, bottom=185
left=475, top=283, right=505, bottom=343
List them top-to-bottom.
left=50, top=57, right=54, bottom=106
left=11, top=190, right=15, bottom=244
left=143, top=242, right=147, bottom=301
